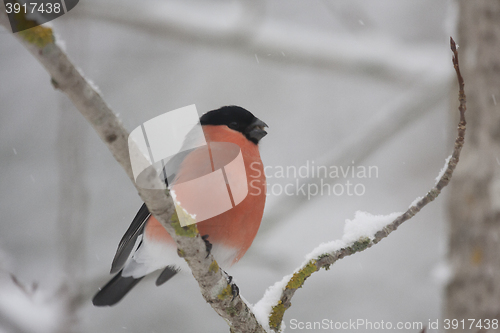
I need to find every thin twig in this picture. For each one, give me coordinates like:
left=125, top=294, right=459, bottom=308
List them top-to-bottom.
left=266, top=37, right=467, bottom=332
left=261, top=77, right=448, bottom=233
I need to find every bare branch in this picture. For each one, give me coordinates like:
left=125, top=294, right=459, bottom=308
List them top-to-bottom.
left=78, top=0, right=437, bottom=83
left=0, top=8, right=265, bottom=333
left=264, top=37, right=467, bottom=332
left=450, top=37, right=466, bottom=126
left=261, top=76, right=448, bottom=232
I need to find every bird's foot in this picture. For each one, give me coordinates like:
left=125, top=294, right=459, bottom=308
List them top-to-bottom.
left=201, top=234, right=212, bottom=258
left=225, top=272, right=239, bottom=301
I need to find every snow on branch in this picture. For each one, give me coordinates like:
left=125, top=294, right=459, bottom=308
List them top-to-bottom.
left=0, top=8, right=265, bottom=333
left=258, top=37, right=467, bottom=332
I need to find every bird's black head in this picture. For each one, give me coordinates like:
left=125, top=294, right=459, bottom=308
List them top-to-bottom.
left=200, top=105, right=268, bottom=144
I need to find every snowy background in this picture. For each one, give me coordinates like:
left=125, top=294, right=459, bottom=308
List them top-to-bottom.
left=1, top=0, right=457, bottom=332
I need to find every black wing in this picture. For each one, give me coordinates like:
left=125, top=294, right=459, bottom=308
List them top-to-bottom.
left=109, top=124, right=203, bottom=274
left=109, top=150, right=192, bottom=274
left=110, top=203, right=150, bottom=274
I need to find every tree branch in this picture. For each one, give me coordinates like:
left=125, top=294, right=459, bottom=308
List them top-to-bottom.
left=78, top=0, right=438, bottom=83
left=0, top=8, right=265, bottom=333
left=262, top=37, right=467, bottom=332
left=261, top=76, right=449, bottom=233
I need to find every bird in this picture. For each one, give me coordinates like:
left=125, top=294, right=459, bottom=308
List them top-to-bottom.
left=92, top=105, right=268, bottom=306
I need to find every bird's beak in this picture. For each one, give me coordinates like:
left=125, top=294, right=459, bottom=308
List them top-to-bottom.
left=245, top=118, right=268, bottom=142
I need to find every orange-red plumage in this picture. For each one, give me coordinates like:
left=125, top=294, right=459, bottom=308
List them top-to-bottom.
left=144, top=124, right=266, bottom=264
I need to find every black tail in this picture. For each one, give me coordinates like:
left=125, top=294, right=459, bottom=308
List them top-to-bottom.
left=155, top=265, right=180, bottom=286
left=92, top=271, right=143, bottom=306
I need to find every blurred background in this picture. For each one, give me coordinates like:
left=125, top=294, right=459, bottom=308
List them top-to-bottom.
left=1, top=0, right=459, bottom=332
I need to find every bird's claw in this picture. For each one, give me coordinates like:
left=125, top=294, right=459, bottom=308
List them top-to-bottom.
left=201, top=234, right=212, bottom=258
left=225, top=272, right=239, bottom=301
left=231, top=283, right=239, bottom=301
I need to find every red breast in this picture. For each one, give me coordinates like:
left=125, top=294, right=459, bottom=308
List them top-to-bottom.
left=144, top=124, right=266, bottom=265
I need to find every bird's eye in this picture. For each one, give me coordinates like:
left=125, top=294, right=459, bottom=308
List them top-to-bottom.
left=228, top=122, right=239, bottom=130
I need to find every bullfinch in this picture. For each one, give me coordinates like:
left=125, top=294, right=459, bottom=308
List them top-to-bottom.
left=92, top=106, right=268, bottom=306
